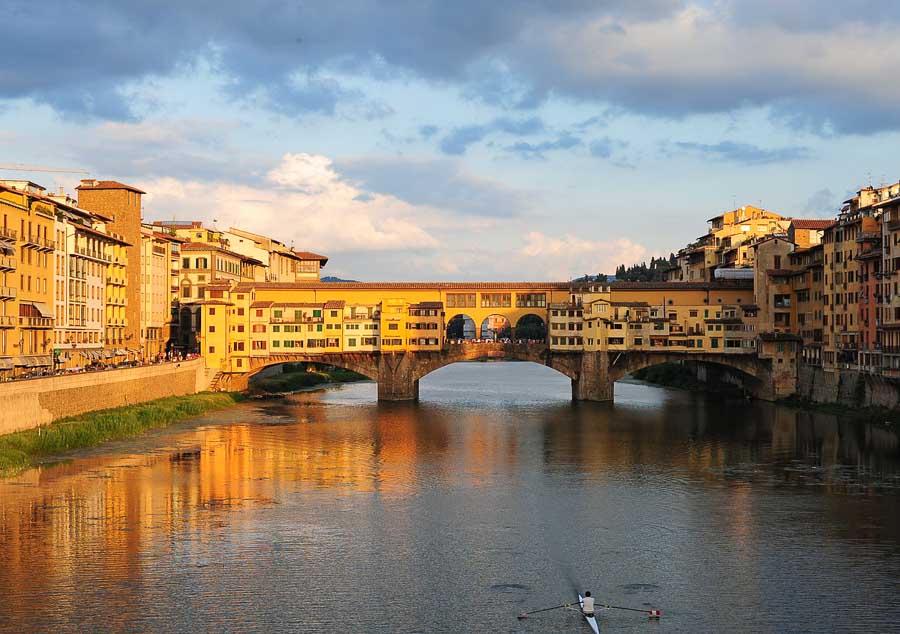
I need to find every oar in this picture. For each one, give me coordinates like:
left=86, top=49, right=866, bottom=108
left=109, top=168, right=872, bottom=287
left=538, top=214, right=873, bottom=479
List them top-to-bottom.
left=517, top=602, right=573, bottom=619
left=603, top=603, right=662, bottom=618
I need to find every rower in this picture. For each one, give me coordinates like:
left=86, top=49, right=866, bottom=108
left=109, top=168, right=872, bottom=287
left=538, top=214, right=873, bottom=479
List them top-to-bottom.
left=582, top=591, right=595, bottom=617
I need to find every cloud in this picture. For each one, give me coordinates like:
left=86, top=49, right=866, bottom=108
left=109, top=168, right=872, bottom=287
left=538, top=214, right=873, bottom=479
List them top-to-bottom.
left=7, top=1, right=900, bottom=132
left=439, top=116, right=544, bottom=155
left=61, top=118, right=263, bottom=183
left=419, top=124, right=439, bottom=139
left=506, top=133, right=582, bottom=160
left=589, top=137, right=627, bottom=159
left=669, top=140, right=811, bottom=165
left=141, top=153, right=438, bottom=253
left=336, top=155, right=533, bottom=218
left=802, top=187, right=838, bottom=215
left=520, top=231, right=649, bottom=279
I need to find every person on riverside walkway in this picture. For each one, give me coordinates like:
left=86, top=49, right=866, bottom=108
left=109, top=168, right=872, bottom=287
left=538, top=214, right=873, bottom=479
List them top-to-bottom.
left=582, top=591, right=595, bottom=617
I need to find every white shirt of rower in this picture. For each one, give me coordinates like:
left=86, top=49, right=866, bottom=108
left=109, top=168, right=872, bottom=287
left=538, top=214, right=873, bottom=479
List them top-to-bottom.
left=582, top=596, right=595, bottom=613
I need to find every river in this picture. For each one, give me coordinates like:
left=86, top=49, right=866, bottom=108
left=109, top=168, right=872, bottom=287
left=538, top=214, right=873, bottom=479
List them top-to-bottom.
left=1, top=362, right=899, bottom=633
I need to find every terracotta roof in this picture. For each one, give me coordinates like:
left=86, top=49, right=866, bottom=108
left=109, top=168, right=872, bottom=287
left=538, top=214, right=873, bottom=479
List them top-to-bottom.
left=76, top=180, right=146, bottom=194
left=791, top=219, right=835, bottom=230
left=73, top=223, right=131, bottom=246
left=181, top=241, right=263, bottom=265
left=293, top=250, right=329, bottom=265
left=610, top=280, right=753, bottom=290
left=234, top=281, right=572, bottom=292
left=324, top=300, right=345, bottom=309
left=250, top=301, right=274, bottom=308
left=410, top=301, right=443, bottom=309
left=611, top=301, right=650, bottom=307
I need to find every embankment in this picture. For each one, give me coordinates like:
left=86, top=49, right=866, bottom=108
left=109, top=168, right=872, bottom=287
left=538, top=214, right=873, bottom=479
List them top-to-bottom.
left=0, top=358, right=211, bottom=435
left=0, top=392, right=241, bottom=477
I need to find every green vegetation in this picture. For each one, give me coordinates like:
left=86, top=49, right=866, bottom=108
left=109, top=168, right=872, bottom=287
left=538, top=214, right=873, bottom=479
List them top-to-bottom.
left=613, top=255, right=677, bottom=282
left=632, top=362, right=704, bottom=390
left=250, top=363, right=368, bottom=394
left=0, top=392, right=242, bottom=478
left=779, top=395, right=900, bottom=427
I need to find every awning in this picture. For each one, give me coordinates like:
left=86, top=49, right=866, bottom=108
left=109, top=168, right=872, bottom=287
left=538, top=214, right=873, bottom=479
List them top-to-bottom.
left=0, top=240, right=13, bottom=255
left=22, top=301, right=53, bottom=318
left=115, top=349, right=128, bottom=355
left=103, top=350, right=114, bottom=358
left=57, top=351, right=70, bottom=361
left=80, top=351, right=90, bottom=359
left=29, top=355, right=51, bottom=367
left=13, top=356, right=29, bottom=367
left=0, top=358, right=14, bottom=370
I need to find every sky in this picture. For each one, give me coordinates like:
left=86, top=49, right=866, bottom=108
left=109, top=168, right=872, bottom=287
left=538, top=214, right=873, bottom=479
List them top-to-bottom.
left=2, top=0, right=900, bottom=281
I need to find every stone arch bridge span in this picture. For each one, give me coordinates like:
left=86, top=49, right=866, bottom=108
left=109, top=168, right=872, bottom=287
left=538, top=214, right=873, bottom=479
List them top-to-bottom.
left=227, top=343, right=781, bottom=402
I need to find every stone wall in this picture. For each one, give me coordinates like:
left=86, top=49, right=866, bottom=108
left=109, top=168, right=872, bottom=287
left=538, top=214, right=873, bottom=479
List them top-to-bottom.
left=0, top=359, right=209, bottom=435
left=798, top=364, right=900, bottom=409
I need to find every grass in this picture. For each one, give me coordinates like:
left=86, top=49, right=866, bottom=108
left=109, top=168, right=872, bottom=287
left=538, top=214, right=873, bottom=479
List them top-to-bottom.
left=250, top=364, right=368, bottom=394
left=0, top=392, right=242, bottom=478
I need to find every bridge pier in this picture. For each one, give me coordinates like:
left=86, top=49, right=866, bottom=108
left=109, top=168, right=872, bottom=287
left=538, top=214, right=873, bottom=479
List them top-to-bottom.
left=571, top=351, right=613, bottom=402
left=377, top=352, right=420, bottom=401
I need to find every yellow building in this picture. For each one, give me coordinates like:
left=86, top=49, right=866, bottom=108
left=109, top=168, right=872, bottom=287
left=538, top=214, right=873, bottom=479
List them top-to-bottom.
left=76, top=180, right=144, bottom=356
left=0, top=182, right=56, bottom=375
left=49, top=192, right=130, bottom=368
left=670, top=205, right=790, bottom=282
left=140, top=224, right=178, bottom=359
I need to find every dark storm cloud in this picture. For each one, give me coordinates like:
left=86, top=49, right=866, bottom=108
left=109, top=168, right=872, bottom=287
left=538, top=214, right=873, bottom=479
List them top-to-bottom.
left=5, top=0, right=900, bottom=134
left=670, top=141, right=812, bottom=165
left=336, top=156, right=533, bottom=218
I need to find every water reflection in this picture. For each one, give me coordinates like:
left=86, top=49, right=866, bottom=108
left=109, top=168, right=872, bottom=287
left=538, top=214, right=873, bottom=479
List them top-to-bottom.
left=0, top=364, right=898, bottom=632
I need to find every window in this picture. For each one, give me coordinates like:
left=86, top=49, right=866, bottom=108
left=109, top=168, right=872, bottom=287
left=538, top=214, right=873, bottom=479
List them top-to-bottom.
left=182, top=257, right=190, bottom=269
left=447, top=293, right=476, bottom=308
left=481, top=293, right=511, bottom=308
left=516, top=293, right=546, bottom=308
left=209, top=307, right=216, bottom=316
left=255, top=309, right=263, bottom=317
left=388, top=323, right=399, bottom=330
left=209, top=325, right=216, bottom=333
left=348, top=338, right=357, bottom=347
left=208, top=346, right=215, bottom=354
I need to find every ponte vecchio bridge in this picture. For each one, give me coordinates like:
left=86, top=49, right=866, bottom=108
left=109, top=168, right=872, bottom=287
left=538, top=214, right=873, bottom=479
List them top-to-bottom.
left=195, top=280, right=799, bottom=402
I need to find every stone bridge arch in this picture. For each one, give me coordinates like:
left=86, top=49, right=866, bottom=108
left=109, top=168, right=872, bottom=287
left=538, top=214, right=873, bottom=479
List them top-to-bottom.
left=607, top=351, right=774, bottom=399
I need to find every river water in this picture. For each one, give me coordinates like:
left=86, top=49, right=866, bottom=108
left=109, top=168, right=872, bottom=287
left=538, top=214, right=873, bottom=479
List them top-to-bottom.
left=1, top=362, right=899, bottom=633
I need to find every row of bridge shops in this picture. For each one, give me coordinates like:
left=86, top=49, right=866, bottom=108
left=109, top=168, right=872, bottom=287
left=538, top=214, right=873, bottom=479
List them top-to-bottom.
left=182, top=278, right=805, bottom=376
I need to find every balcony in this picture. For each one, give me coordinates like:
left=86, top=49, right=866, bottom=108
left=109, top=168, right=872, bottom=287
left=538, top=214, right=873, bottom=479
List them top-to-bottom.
left=0, top=226, right=17, bottom=241
left=22, top=234, right=56, bottom=252
left=0, top=256, right=15, bottom=271
left=69, top=269, right=86, bottom=280
left=0, top=286, right=16, bottom=300
left=0, top=315, right=13, bottom=328
left=19, top=316, right=53, bottom=328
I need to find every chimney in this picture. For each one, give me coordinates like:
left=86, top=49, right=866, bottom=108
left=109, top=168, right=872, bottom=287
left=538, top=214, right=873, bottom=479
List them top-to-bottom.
left=57, top=186, right=65, bottom=196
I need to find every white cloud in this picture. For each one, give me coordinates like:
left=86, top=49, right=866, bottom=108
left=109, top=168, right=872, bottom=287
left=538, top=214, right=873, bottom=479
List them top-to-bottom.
left=141, top=153, right=439, bottom=252
left=521, top=231, right=649, bottom=279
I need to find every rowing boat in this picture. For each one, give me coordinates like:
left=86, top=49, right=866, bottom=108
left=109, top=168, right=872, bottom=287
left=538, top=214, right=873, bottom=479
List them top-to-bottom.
left=578, top=594, right=600, bottom=634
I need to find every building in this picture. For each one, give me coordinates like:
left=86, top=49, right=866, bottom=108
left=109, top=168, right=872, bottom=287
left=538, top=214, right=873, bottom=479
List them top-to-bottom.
left=76, top=180, right=144, bottom=354
left=0, top=182, right=56, bottom=375
left=50, top=191, right=130, bottom=368
left=140, top=224, right=179, bottom=359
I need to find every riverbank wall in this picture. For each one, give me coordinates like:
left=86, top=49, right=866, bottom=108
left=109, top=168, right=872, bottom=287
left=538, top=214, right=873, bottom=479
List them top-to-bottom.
left=0, top=359, right=213, bottom=435
left=797, top=364, right=900, bottom=409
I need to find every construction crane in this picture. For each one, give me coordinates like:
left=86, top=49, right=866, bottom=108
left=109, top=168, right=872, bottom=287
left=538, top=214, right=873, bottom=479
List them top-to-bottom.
left=0, top=163, right=89, bottom=175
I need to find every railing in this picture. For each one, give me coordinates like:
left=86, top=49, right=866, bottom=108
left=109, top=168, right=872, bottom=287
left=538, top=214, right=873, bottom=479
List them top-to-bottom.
left=0, top=226, right=17, bottom=241
left=23, top=234, right=56, bottom=251
left=0, top=256, right=14, bottom=271
left=0, top=286, right=16, bottom=300
left=0, top=315, right=14, bottom=327
left=19, top=316, right=53, bottom=328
